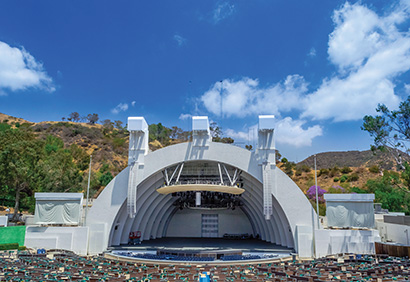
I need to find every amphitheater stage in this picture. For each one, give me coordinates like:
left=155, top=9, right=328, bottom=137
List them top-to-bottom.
left=110, top=237, right=293, bottom=255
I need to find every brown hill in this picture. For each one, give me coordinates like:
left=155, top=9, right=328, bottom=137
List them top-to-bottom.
left=298, top=149, right=396, bottom=170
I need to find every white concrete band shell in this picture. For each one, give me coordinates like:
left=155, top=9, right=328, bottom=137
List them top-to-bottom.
left=85, top=115, right=319, bottom=257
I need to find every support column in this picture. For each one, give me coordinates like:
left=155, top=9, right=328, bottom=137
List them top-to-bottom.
left=257, top=115, right=276, bottom=220
left=127, top=117, right=148, bottom=218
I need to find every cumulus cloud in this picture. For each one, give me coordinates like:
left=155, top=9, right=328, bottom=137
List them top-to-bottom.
left=200, top=1, right=410, bottom=124
left=212, top=1, right=235, bottom=24
left=302, top=1, right=410, bottom=121
left=174, top=34, right=187, bottom=46
left=0, top=41, right=54, bottom=94
left=200, top=75, right=307, bottom=118
left=131, top=101, right=136, bottom=107
left=111, top=103, right=129, bottom=114
left=179, top=113, right=192, bottom=120
left=225, top=118, right=322, bottom=147
left=275, top=118, right=323, bottom=147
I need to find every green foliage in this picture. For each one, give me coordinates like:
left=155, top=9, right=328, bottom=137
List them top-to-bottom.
left=362, top=97, right=410, bottom=169
left=0, top=123, right=11, bottom=132
left=149, top=123, right=171, bottom=145
left=0, top=127, right=89, bottom=217
left=44, top=135, right=64, bottom=154
left=281, top=158, right=288, bottom=163
left=283, top=161, right=295, bottom=176
left=369, top=165, right=380, bottom=173
left=329, top=166, right=340, bottom=177
left=341, top=166, right=352, bottom=174
left=318, top=168, right=329, bottom=177
left=365, top=171, right=410, bottom=214
left=99, top=172, right=113, bottom=186
left=347, top=172, right=359, bottom=182
left=339, top=175, right=348, bottom=183
left=333, top=177, right=339, bottom=182
left=349, top=186, right=367, bottom=193
left=0, top=243, right=19, bottom=250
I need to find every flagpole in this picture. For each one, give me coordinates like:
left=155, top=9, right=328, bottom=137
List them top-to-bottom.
left=85, top=155, right=92, bottom=225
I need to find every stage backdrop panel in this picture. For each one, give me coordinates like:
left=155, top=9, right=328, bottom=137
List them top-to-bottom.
left=34, top=193, right=83, bottom=225
left=324, top=194, right=375, bottom=228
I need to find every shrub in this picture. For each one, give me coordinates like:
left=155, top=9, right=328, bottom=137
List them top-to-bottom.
left=281, top=158, right=288, bottom=163
left=300, top=164, right=311, bottom=173
left=369, top=165, right=380, bottom=173
left=329, top=166, right=340, bottom=177
left=341, top=166, right=353, bottom=174
left=295, top=168, right=302, bottom=176
left=318, top=168, right=329, bottom=177
left=347, top=173, right=359, bottom=182
left=340, top=175, right=348, bottom=183
left=333, top=177, right=339, bottom=182
left=306, top=185, right=327, bottom=203
left=328, top=185, right=345, bottom=193
left=0, top=243, right=19, bottom=250
left=18, top=246, right=26, bottom=251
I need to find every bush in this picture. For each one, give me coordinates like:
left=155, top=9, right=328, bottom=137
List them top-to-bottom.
left=281, top=158, right=288, bottom=163
left=300, top=164, right=311, bottom=173
left=369, top=165, right=380, bottom=173
left=329, top=166, right=340, bottom=177
left=341, top=166, right=353, bottom=174
left=318, top=168, right=329, bottom=177
left=347, top=173, right=359, bottom=182
left=340, top=174, right=348, bottom=183
left=333, top=177, right=339, bottom=182
left=0, top=243, right=19, bottom=250
left=18, top=246, right=26, bottom=251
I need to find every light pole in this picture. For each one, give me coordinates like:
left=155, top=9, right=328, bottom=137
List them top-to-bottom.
left=314, top=154, right=320, bottom=229
left=85, top=155, right=92, bottom=225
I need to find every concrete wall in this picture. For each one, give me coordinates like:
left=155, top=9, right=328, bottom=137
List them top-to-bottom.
left=166, top=208, right=253, bottom=237
left=376, top=221, right=410, bottom=245
left=25, top=226, right=89, bottom=255
left=315, top=229, right=380, bottom=257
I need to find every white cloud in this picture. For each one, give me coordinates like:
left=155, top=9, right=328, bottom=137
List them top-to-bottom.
left=212, top=1, right=235, bottom=24
left=200, top=2, right=410, bottom=123
left=302, top=2, right=410, bottom=121
left=173, top=34, right=187, bottom=46
left=0, top=41, right=54, bottom=94
left=308, top=47, right=316, bottom=58
left=200, top=75, right=307, bottom=118
left=131, top=101, right=136, bottom=107
left=111, top=103, right=129, bottom=114
left=179, top=113, right=192, bottom=120
left=225, top=118, right=322, bottom=147
left=275, top=118, right=322, bottom=147
left=225, top=126, right=257, bottom=143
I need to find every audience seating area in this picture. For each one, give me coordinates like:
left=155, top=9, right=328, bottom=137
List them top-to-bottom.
left=0, top=250, right=409, bottom=281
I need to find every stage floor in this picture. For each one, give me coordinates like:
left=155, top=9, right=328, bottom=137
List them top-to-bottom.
left=110, top=237, right=293, bottom=254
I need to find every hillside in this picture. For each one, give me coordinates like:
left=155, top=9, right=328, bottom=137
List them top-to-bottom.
left=2, top=112, right=407, bottom=217
left=298, top=150, right=396, bottom=170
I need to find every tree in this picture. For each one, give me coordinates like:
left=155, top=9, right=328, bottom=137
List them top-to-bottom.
left=362, top=97, right=410, bottom=169
left=69, top=112, right=80, bottom=122
left=87, top=113, right=99, bottom=125
left=102, top=119, right=114, bottom=132
left=114, top=120, right=123, bottom=130
left=170, top=126, right=183, bottom=139
left=0, top=129, right=43, bottom=221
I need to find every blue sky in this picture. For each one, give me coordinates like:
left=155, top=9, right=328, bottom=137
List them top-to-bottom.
left=1, top=0, right=410, bottom=161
